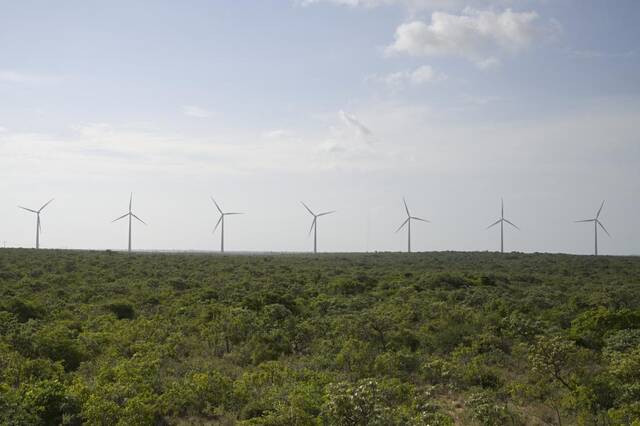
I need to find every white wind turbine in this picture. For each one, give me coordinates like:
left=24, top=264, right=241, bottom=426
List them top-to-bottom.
left=112, top=193, right=146, bottom=253
left=212, top=197, right=243, bottom=253
left=18, top=198, right=54, bottom=249
left=396, top=198, right=429, bottom=253
left=486, top=198, right=519, bottom=253
left=575, top=200, right=610, bottom=256
left=302, top=202, right=335, bottom=253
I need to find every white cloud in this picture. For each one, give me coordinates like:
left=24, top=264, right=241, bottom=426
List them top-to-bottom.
left=298, top=0, right=514, bottom=12
left=300, top=0, right=404, bottom=6
left=386, top=9, right=541, bottom=67
left=475, top=56, right=501, bottom=70
left=367, top=65, right=447, bottom=90
left=410, top=65, right=447, bottom=84
left=0, top=70, right=56, bottom=84
left=0, top=95, right=639, bottom=205
left=3, top=97, right=636, bottom=181
left=182, top=105, right=214, bottom=118
left=305, top=110, right=383, bottom=171
left=339, top=110, right=373, bottom=136
left=0, top=114, right=381, bottom=178
left=262, top=129, right=295, bottom=139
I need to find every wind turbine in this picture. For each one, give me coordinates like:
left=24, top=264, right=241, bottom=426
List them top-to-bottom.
left=112, top=193, right=146, bottom=253
left=211, top=197, right=243, bottom=253
left=18, top=198, right=54, bottom=249
left=396, top=198, right=430, bottom=253
left=486, top=198, right=519, bottom=253
left=575, top=200, right=610, bottom=256
left=301, top=202, right=335, bottom=253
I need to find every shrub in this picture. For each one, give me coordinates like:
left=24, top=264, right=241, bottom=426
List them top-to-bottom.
left=430, top=274, right=473, bottom=289
left=4, top=299, right=43, bottom=323
left=106, top=303, right=135, bottom=320
left=571, top=308, right=640, bottom=349
left=34, top=326, right=85, bottom=371
left=162, top=371, right=233, bottom=416
left=21, top=379, right=81, bottom=426
left=465, top=391, right=509, bottom=426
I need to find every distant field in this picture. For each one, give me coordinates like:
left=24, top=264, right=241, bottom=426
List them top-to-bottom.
left=1, top=249, right=639, bottom=425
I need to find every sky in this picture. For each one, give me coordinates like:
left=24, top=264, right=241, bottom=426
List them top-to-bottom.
left=1, top=0, right=639, bottom=255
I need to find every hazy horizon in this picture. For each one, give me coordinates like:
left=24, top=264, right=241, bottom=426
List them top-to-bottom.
left=2, top=1, right=639, bottom=255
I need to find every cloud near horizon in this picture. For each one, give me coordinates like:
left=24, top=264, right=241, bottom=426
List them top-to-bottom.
left=0, top=70, right=57, bottom=84
left=2, top=98, right=638, bottom=181
left=182, top=105, right=214, bottom=118
left=0, top=111, right=386, bottom=178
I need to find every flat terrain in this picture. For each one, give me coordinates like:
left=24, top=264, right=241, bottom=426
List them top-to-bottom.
left=1, top=249, right=639, bottom=425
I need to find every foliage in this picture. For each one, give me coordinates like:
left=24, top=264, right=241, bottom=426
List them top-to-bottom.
left=0, top=249, right=639, bottom=424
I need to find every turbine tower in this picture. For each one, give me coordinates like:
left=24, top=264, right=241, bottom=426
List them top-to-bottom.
left=112, top=193, right=146, bottom=253
left=212, top=197, right=243, bottom=253
left=18, top=198, right=54, bottom=249
left=396, top=198, right=429, bottom=253
left=486, top=198, right=519, bottom=253
left=575, top=200, right=610, bottom=256
left=302, top=202, right=335, bottom=253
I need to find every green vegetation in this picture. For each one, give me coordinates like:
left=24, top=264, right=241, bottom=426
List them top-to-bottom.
left=1, top=249, right=639, bottom=425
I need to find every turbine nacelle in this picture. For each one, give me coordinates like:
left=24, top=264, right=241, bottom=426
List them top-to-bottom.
left=112, top=193, right=146, bottom=253
left=211, top=197, right=243, bottom=252
left=211, top=197, right=243, bottom=235
left=18, top=198, right=54, bottom=249
left=18, top=198, right=54, bottom=215
left=397, top=198, right=429, bottom=253
left=486, top=198, right=519, bottom=253
left=575, top=200, right=610, bottom=255
left=575, top=200, right=610, bottom=236
left=301, top=202, right=335, bottom=253
left=112, top=212, right=146, bottom=225
left=486, top=218, right=519, bottom=230
left=574, top=218, right=610, bottom=236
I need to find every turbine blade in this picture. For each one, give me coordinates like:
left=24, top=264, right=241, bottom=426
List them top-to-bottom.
left=129, top=193, right=133, bottom=211
left=211, top=197, right=223, bottom=214
left=39, top=198, right=54, bottom=212
left=403, top=198, right=410, bottom=217
left=501, top=198, right=504, bottom=218
left=596, top=200, right=605, bottom=219
left=301, top=202, right=315, bottom=216
left=18, top=206, right=38, bottom=213
left=317, top=210, right=335, bottom=217
left=225, top=212, right=243, bottom=215
left=112, top=213, right=129, bottom=223
left=131, top=213, right=146, bottom=225
left=213, top=216, right=223, bottom=234
left=411, top=216, right=430, bottom=223
left=308, top=218, right=316, bottom=236
left=395, top=218, right=409, bottom=233
left=486, top=219, right=501, bottom=229
left=503, top=219, right=519, bottom=230
left=574, top=219, right=595, bottom=223
left=597, top=220, right=611, bottom=237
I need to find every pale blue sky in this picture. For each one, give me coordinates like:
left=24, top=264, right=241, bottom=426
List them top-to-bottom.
left=1, top=0, right=639, bottom=254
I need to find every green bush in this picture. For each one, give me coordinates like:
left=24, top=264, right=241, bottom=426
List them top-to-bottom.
left=4, top=299, right=44, bottom=322
left=105, top=303, right=135, bottom=320
left=571, top=308, right=640, bottom=349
